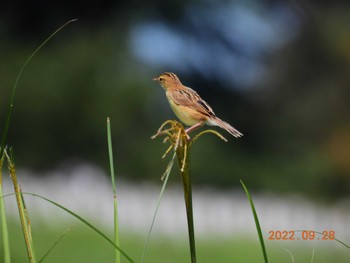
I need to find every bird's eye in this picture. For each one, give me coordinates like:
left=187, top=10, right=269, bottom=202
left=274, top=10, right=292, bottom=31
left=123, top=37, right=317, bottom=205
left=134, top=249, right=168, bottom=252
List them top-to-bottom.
left=159, top=77, right=164, bottom=81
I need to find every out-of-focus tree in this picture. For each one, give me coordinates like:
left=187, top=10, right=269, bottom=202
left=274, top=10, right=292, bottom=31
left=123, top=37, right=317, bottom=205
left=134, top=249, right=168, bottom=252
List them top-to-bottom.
left=0, top=0, right=349, bottom=200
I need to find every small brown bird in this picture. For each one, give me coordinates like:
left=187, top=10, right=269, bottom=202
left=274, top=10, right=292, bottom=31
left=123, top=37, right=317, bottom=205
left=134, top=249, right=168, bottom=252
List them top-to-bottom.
left=153, top=72, right=243, bottom=138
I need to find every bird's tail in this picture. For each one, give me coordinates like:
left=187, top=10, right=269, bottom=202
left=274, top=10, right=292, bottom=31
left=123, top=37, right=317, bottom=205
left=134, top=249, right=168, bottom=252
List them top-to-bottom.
left=210, top=117, right=243, bottom=138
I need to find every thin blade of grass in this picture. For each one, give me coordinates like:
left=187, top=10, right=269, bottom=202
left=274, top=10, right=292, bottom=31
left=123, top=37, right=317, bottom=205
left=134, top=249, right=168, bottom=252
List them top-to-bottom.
left=0, top=18, right=78, bottom=159
left=0, top=20, right=77, bottom=260
left=107, top=117, right=120, bottom=263
left=5, top=149, right=37, bottom=263
left=141, top=152, right=176, bottom=263
left=0, top=154, right=11, bottom=263
left=240, top=180, right=268, bottom=263
left=0, top=186, right=11, bottom=263
left=19, top=187, right=37, bottom=261
left=8, top=192, right=135, bottom=263
left=38, top=226, right=73, bottom=263
left=294, top=230, right=350, bottom=249
left=283, top=248, right=295, bottom=262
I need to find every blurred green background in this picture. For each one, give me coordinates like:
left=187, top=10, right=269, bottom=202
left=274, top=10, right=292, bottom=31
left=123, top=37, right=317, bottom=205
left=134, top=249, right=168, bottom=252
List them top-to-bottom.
left=1, top=0, right=350, bottom=201
left=1, top=1, right=350, bottom=262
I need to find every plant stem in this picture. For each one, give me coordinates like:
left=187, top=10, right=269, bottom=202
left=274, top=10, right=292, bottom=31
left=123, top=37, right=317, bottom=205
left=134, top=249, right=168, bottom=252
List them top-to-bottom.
left=151, top=120, right=226, bottom=263
left=176, top=142, right=196, bottom=263
left=5, top=150, right=37, bottom=263
left=0, top=154, right=11, bottom=263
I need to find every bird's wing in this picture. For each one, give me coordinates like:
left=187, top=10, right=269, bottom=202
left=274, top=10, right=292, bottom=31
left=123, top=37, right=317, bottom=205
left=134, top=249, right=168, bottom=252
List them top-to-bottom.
left=170, top=87, right=216, bottom=117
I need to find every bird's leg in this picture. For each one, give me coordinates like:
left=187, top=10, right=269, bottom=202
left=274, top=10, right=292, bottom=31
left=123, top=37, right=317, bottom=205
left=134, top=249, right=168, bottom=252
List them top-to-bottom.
left=185, top=121, right=205, bottom=135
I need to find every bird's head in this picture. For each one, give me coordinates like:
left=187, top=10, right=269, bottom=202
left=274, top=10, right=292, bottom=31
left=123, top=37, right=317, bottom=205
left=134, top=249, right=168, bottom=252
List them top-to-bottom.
left=152, top=72, right=181, bottom=90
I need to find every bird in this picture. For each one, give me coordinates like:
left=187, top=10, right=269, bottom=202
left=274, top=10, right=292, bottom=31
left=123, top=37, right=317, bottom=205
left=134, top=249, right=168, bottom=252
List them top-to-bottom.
left=152, top=72, right=243, bottom=138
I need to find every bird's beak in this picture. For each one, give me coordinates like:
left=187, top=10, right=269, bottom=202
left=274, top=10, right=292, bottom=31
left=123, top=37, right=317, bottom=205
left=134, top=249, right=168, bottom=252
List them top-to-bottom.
left=152, top=77, right=159, bottom=81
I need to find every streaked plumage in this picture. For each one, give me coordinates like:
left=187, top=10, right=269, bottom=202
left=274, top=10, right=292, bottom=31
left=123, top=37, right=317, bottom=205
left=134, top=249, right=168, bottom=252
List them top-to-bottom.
left=153, top=72, right=243, bottom=138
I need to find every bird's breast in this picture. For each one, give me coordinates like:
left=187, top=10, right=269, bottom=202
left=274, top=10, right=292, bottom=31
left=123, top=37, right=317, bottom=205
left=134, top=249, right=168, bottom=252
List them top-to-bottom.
left=166, top=93, right=203, bottom=126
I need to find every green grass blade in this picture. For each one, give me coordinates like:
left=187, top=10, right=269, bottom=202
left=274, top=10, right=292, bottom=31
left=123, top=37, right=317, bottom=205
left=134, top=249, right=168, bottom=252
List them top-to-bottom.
left=0, top=18, right=77, bottom=159
left=106, top=117, right=120, bottom=263
left=141, top=152, right=176, bottom=263
left=0, top=154, right=11, bottom=263
left=240, top=180, right=268, bottom=263
left=0, top=187, right=11, bottom=263
left=16, top=193, right=135, bottom=263
left=38, top=226, right=73, bottom=263
left=294, top=230, right=350, bottom=249
left=332, top=237, right=350, bottom=249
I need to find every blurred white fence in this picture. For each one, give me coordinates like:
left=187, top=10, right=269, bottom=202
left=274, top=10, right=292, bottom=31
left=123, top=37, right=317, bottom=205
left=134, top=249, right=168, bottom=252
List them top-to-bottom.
left=2, top=163, right=350, bottom=245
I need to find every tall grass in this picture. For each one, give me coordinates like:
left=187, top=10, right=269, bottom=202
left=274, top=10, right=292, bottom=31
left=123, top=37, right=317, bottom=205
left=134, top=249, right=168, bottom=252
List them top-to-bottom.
left=0, top=19, right=134, bottom=263
left=0, top=19, right=78, bottom=263
left=107, top=117, right=121, bottom=263
left=0, top=150, right=11, bottom=263
left=141, top=152, right=176, bottom=263
left=241, top=180, right=268, bottom=263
